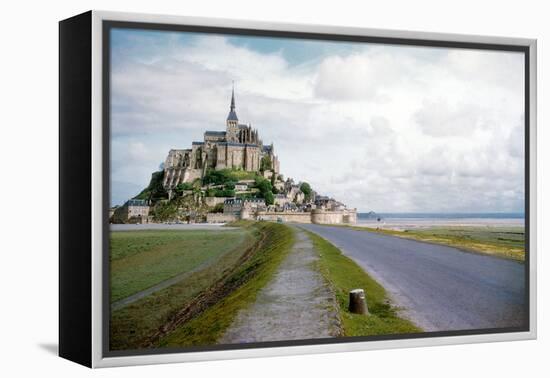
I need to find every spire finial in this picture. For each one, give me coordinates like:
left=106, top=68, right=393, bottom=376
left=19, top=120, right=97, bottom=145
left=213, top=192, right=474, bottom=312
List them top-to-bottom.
left=230, top=81, right=235, bottom=111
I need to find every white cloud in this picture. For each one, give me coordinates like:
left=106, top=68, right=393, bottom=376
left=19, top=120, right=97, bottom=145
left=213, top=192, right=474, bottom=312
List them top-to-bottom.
left=110, top=33, right=525, bottom=212
left=414, top=100, right=482, bottom=137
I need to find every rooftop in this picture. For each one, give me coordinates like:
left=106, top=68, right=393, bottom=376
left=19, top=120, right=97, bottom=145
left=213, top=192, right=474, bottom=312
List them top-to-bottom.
left=227, top=111, right=238, bottom=121
left=204, top=131, right=226, bottom=136
left=218, top=142, right=259, bottom=147
left=224, top=198, right=266, bottom=205
left=126, top=199, right=148, bottom=207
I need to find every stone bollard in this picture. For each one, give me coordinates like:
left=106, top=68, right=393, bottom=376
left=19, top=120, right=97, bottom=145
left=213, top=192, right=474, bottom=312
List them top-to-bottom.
left=349, top=289, right=369, bottom=315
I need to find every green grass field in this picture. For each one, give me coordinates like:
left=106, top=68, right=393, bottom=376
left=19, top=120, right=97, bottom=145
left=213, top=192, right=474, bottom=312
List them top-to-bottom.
left=158, top=222, right=294, bottom=347
left=349, top=225, right=525, bottom=261
left=109, top=228, right=257, bottom=350
left=110, top=229, right=249, bottom=303
left=307, top=231, right=421, bottom=336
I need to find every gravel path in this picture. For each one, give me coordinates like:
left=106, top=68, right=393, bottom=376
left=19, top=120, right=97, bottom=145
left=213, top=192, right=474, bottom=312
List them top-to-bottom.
left=220, top=226, right=341, bottom=344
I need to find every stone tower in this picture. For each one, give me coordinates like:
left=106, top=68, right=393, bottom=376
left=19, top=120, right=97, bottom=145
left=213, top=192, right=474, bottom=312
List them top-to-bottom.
left=226, top=85, right=239, bottom=142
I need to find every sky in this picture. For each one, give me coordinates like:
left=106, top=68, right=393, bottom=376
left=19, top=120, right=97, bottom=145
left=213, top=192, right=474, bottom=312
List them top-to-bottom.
left=110, top=28, right=525, bottom=213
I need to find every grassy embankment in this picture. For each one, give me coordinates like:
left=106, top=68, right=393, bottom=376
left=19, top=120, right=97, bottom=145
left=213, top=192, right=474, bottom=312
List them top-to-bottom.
left=158, top=221, right=294, bottom=347
left=110, top=222, right=295, bottom=350
left=347, top=225, right=525, bottom=261
left=110, top=228, right=255, bottom=350
left=110, top=230, right=249, bottom=302
left=307, top=231, right=421, bottom=336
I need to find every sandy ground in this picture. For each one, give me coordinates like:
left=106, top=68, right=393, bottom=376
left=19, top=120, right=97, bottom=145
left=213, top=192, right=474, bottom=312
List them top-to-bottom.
left=356, top=218, right=524, bottom=231
left=219, top=227, right=341, bottom=344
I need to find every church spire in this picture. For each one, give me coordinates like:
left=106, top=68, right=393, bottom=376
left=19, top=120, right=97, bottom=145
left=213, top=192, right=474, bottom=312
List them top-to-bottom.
left=227, top=81, right=239, bottom=122
left=230, top=82, right=235, bottom=112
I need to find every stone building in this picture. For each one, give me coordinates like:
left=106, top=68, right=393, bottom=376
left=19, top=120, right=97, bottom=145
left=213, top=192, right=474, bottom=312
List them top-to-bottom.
left=162, top=87, right=280, bottom=190
left=234, top=183, right=248, bottom=192
left=274, top=194, right=291, bottom=208
left=224, top=198, right=267, bottom=220
left=111, top=199, right=150, bottom=224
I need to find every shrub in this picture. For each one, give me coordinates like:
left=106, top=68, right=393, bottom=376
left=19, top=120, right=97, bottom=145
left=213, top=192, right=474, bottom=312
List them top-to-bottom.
left=203, top=169, right=257, bottom=185
left=203, top=169, right=230, bottom=185
left=134, top=171, right=168, bottom=201
left=224, top=181, right=236, bottom=190
left=175, top=182, right=194, bottom=195
left=206, top=188, right=234, bottom=197
left=218, top=189, right=235, bottom=197
left=212, top=203, right=224, bottom=213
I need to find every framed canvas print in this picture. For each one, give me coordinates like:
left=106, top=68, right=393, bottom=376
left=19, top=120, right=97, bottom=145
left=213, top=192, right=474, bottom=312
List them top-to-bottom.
left=59, top=10, right=537, bottom=368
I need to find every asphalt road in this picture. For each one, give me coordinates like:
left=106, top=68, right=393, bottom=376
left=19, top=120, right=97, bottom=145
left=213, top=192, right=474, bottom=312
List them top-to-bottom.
left=300, top=224, right=526, bottom=332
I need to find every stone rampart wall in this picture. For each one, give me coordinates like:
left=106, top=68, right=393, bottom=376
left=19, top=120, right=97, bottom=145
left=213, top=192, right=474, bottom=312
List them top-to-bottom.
left=311, top=210, right=344, bottom=224
left=255, top=212, right=312, bottom=223
left=206, top=213, right=238, bottom=223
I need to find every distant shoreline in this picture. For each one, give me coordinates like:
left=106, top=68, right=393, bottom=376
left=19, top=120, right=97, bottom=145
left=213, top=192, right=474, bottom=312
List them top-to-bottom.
left=358, top=212, right=524, bottom=218
left=357, top=213, right=524, bottom=230
left=356, top=217, right=525, bottom=231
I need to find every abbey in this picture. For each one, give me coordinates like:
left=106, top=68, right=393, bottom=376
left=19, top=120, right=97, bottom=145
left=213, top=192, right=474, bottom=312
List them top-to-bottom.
left=162, top=88, right=280, bottom=190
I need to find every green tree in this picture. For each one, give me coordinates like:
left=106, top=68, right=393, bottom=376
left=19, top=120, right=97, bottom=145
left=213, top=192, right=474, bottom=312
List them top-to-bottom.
left=260, top=155, right=272, bottom=172
left=254, top=176, right=274, bottom=204
left=255, top=176, right=272, bottom=193
left=300, top=182, right=312, bottom=202
left=264, top=191, right=274, bottom=205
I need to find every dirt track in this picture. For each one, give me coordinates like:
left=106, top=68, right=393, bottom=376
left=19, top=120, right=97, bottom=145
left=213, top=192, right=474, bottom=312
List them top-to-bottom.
left=220, top=227, right=341, bottom=344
